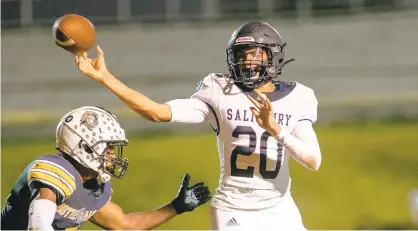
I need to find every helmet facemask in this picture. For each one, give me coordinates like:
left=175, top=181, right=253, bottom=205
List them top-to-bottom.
left=226, top=42, right=294, bottom=92
left=77, top=137, right=129, bottom=182
left=100, top=141, right=129, bottom=179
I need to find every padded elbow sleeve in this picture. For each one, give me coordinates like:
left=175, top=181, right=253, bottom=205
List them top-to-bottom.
left=28, top=199, right=57, bottom=231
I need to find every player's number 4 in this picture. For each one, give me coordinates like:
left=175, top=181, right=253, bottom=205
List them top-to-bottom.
left=231, top=126, right=283, bottom=179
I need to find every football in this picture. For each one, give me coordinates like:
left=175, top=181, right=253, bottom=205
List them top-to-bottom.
left=52, top=14, right=96, bottom=54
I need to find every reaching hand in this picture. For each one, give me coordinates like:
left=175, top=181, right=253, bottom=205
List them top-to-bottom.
left=74, top=45, right=108, bottom=83
left=247, top=89, right=281, bottom=136
left=171, top=173, right=211, bottom=214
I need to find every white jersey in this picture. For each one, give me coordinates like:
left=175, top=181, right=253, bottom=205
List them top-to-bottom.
left=167, top=73, right=318, bottom=211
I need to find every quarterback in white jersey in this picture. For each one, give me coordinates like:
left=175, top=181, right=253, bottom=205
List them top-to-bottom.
left=75, top=21, right=322, bottom=230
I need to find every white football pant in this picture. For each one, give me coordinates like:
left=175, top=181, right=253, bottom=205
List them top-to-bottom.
left=210, top=196, right=307, bottom=231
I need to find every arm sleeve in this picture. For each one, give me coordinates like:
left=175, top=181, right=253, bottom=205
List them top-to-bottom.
left=165, top=74, right=216, bottom=124
left=291, top=120, right=321, bottom=158
left=276, top=121, right=322, bottom=170
left=27, top=159, right=76, bottom=203
left=28, top=199, right=56, bottom=231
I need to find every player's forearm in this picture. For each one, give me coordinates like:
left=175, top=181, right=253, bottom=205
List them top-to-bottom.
left=102, top=71, right=172, bottom=122
left=270, top=125, right=322, bottom=171
left=280, top=134, right=321, bottom=171
left=123, top=203, right=177, bottom=230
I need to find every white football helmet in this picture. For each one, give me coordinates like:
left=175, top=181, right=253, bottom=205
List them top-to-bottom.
left=55, top=106, right=128, bottom=183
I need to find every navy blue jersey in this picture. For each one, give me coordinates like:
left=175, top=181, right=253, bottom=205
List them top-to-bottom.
left=1, top=154, right=112, bottom=230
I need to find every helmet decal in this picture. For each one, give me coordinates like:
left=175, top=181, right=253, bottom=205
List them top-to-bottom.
left=235, top=36, right=255, bottom=43
left=80, top=111, right=99, bottom=131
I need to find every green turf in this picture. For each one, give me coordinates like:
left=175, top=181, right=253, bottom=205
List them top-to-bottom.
left=2, top=121, right=418, bottom=230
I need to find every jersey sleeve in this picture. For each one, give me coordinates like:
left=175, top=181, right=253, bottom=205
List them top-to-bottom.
left=166, top=74, right=215, bottom=124
left=190, top=75, right=213, bottom=104
left=298, top=88, right=318, bottom=124
left=166, top=98, right=210, bottom=123
left=27, top=156, right=77, bottom=203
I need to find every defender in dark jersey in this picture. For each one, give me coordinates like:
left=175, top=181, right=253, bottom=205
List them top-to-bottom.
left=1, top=106, right=211, bottom=230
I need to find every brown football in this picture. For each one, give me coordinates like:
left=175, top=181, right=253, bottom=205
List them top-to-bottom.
left=52, top=14, right=96, bottom=54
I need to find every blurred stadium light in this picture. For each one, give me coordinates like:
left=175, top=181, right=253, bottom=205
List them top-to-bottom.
left=409, top=189, right=418, bottom=226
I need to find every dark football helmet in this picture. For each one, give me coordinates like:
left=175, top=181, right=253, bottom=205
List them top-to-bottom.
left=226, top=21, right=294, bottom=91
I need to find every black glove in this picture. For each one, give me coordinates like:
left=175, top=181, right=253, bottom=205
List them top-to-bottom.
left=171, top=173, right=212, bottom=214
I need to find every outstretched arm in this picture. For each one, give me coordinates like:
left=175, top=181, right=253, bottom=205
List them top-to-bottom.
left=74, top=46, right=210, bottom=123
left=100, top=71, right=172, bottom=122
left=90, top=173, right=211, bottom=230
left=90, top=201, right=177, bottom=230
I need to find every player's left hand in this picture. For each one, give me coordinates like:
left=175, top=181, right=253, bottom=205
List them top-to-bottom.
left=247, top=89, right=281, bottom=136
left=170, top=173, right=211, bottom=214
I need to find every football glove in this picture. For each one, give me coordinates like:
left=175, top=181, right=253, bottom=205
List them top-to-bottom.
left=171, top=173, right=211, bottom=214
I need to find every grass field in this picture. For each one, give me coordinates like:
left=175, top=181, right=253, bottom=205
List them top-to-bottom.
left=2, top=120, right=418, bottom=230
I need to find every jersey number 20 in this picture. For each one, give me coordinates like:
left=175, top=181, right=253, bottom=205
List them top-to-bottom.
left=231, top=126, right=283, bottom=179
